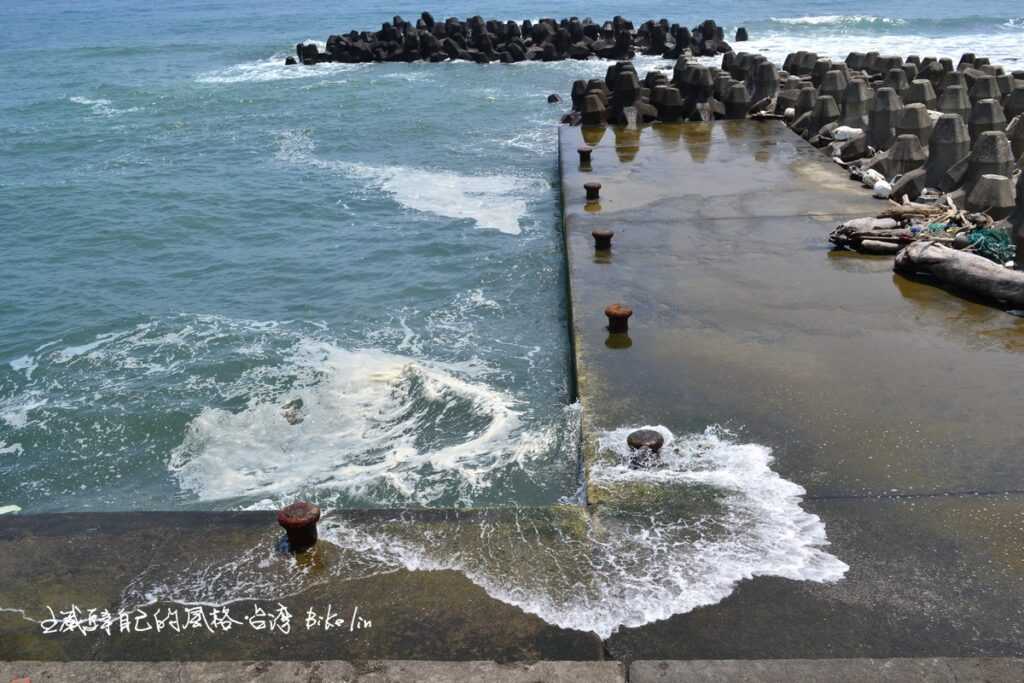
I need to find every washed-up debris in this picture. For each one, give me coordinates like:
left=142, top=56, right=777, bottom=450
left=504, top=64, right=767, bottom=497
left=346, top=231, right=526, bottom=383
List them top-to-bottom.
left=832, top=169, right=1024, bottom=306
left=830, top=195, right=1013, bottom=260
left=895, top=240, right=1024, bottom=306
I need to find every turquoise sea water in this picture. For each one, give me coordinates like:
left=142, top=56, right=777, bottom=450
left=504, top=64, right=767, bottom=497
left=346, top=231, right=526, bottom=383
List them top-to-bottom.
left=1, top=1, right=1022, bottom=513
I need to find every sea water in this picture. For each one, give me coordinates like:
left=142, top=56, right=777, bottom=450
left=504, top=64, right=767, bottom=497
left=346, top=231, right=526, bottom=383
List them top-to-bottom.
left=1, top=0, right=1021, bottom=634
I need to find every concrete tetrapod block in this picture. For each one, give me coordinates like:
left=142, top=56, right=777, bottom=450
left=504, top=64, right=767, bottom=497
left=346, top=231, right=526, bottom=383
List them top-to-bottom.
left=782, top=51, right=801, bottom=74
left=797, top=51, right=819, bottom=76
left=846, top=51, right=867, bottom=71
left=863, top=51, right=880, bottom=74
left=877, top=54, right=903, bottom=75
left=811, top=58, right=833, bottom=86
left=920, top=60, right=945, bottom=91
left=605, top=61, right=636, bottom=91
left=751, top=61, right=779, bottom=103
left=678, top=63, right=713, bottom=103
left=886, top=67, right=910, bottom=98
left=819, top=69, right=848, bottom=107
left=612, top=70, right=641, bottom=105
left=643, top=70, right=668, bottom=89
left=944, top=71, right=968, bottom=91
left=713, top=73, right=733, bottom=101
left=997, top=73, right=1014, bottom=96
left=969, top=74, right=1002, bottom=104
left=905, top=78, right=937, bottom=110
left=571, top=79, right=588, bottom=110
left=840, top=79, right=872, bottom=128
left=723, top=82, right=751, bottom=119
left=649, top=84, right=667, bottom=108
left=938, top=84, right=971, bottom=124
left=655, top=86, right=685, bottom=122
left=795, top=86, right=817, bottom=118
left=1005, top=86, right=1024, bottom=120
left=869, top=87, right=903, bottom=150
left=775, top=89, right=800, bottom=116
left=581, top=93, right=608, bottom=125
left=808, top=95, right=840, bottom=137
left=969, top=98, right=1007, bottom=142
left=896, top=103, right=934, bottom=146
left=790, top=110, right=814, bottom=137
left=926, top=114, right=971, bottom=188
left=1007, top=115, right=1024, bottom=162
left=968, top=130, right=1016, bottom=183
left=838, top=132, right=869, bottom=162
left=887, top=134, right=928, bottom=178
left=938, top=154, right=971, bottom=194
left=891, top=167, right=928, bottom=202
left=966, top=173, right=1016, bottom=220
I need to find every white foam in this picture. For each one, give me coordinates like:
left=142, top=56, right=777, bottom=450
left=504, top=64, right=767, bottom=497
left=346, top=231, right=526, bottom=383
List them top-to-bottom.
left=770, top=15, right=907, bottom=26
left=739, top=33, right=1024, bottom=67
left=197, top=45, right=367, bottom=84
left=69, top=96, right=139, bottom=117
left=503, top=120, right=558, bottom=157
left=275, top=129, right=543, bottom=234
left=54, top=329, right=134, bottom=363
left=169, top=338, right=550, bottom=506
left=9, top=355, right=37, bottom=380
left=0, top=392, right=48, bottom=430
left=138, top=423, right=845, bottom=639
left=315, top=425, right=845, bottom=639
left=0, top=442, right=23, bottom=457
left=0, top=505, right=21, bottom=515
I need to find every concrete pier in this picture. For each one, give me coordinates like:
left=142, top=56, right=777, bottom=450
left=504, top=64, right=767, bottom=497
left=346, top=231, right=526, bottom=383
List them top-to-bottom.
left=559, top=120, right=1024, bottom=660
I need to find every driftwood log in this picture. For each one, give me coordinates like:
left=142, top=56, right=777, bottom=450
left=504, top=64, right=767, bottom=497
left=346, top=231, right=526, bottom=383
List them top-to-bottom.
left=830, top=216, right=931, bottom=253
left=894, top=241, right=1024, bottom=307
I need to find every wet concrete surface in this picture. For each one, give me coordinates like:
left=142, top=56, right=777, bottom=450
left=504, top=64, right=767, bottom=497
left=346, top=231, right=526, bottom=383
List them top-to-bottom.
left=561, top=120, right=1024, bottom=658
left=0, top=511, right=602, bottom=661
left=4, top=658, right=1023, bottom=682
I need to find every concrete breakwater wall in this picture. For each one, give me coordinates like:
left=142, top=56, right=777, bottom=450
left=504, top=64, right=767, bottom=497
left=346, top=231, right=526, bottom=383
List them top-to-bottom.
left=291, top=14, right=748, bottom=65
left=562, top=51, right=1024, bottom=285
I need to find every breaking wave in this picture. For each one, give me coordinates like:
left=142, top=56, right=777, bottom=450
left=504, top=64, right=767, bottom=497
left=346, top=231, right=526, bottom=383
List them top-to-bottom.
left=765, top=14, right=1021, bottom=31
left=770, top=15, right=908, bottom=27
left=196, top=51, right=367, bottom=84
left=69, top=95, right=140, bottom=117
left=275, top=128, right=544, bottom=234
left=1, top=314, right=568, bottom=509
left=170, top=341, right=552, bottom=507
left=122, top=425, right=846, bottom=639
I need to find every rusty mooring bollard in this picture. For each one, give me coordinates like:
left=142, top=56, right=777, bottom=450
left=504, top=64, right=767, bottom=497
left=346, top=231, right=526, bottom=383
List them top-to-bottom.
left=578, top=145, right=593, bottom=169
left=584, top=181, right=602, bottom=201
left=592, top=228, right=614, bottom=251
left=604, top=303, right=632, bottom=333
left=627, top=429, right=664, bottom=469
left=277, top=501, right=321, bottom=552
